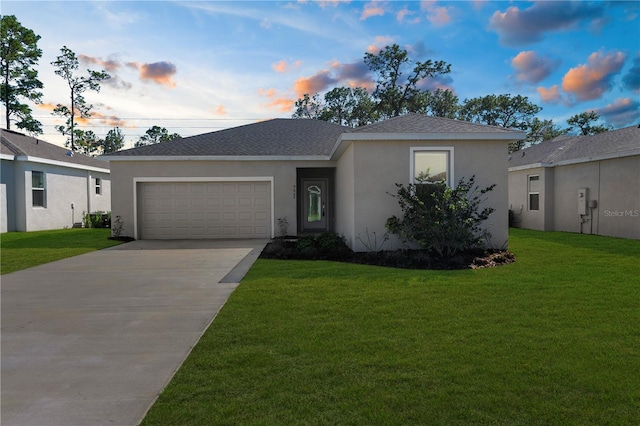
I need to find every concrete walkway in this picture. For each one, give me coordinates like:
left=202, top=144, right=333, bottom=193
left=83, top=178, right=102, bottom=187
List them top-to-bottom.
left=1, top=239, right=267, bottom=426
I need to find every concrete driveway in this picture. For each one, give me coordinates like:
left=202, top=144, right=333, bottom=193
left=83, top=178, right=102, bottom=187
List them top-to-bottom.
left=1, top=239, right=267, bottom=426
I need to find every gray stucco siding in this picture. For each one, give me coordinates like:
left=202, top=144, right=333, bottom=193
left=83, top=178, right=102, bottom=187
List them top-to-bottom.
left=348, top=139, right=510, bottom=252
left=508, top=155, right=639, bottom=239
left=109, top=160, right=335, bottom=240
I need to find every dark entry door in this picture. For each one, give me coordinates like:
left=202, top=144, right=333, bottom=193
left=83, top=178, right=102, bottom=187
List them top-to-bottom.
left=302, top=178, right=328, bottom=231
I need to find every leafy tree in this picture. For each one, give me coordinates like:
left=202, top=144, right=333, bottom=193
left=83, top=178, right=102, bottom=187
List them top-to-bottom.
left=0, top=15, right=44, bottom=133
left=364, top=44, right=451, bottom=119
left=51, top=46, right=110, bottom=151
left=319, top=87, right=355, bottom=126
left=347, top=87, right=379, bottom=126
left=293, top=88, right=378, bottom=127
left=422, top=88, right=459, bottom=119
left=292, top=93, right=323, bottom=120
left=458, top=94, right=542, bottom=152
left=566, top=111, right=611, bottom=136
left=526, top=118, right=568, bottom=146
left=134, top=125, right=181, bottom=147
left=101, top=127, right=124, bottom=153
left=72, top=129, right=101, bottom=156
left=386, top=175, right=496, bottom=257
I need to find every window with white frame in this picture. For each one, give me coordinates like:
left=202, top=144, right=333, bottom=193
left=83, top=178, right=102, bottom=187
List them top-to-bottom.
left=411, top=147, right=454, bottom=186
left=32, top=170, right=45, bottom=207
left=528, top=175, right=540, bottom=211
left=95, top=177, right=102, bottom=195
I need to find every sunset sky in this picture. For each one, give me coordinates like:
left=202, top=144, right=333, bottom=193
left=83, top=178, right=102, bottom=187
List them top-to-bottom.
left=3, top=0, right=639, bottom=149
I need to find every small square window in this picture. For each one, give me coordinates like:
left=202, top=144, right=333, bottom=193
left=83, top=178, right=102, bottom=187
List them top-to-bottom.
left=411, top=148, right=453, bottom=187
left=32, top=171, right=45, bottom=207
left=95, top=177, right=102, bottom=195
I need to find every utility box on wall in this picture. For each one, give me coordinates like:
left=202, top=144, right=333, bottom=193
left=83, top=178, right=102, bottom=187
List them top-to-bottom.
left=578, top=188, right=588, bottom=215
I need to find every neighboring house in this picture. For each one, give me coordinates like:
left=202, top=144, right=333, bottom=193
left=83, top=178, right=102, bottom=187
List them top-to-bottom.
left=104, top=114, right=524, bottom=251
left=508, top=125, right=640, bottom=240
left=1, top=129, right=111, bottom=233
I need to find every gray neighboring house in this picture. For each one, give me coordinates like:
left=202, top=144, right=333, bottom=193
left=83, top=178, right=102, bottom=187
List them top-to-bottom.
left=105, top=114, right=524, bottom=251
left=508, top=125, right=640, bottom=239
left=1, top=129, right=111, bottom=233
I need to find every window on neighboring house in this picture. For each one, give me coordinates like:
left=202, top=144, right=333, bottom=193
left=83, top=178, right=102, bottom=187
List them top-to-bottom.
left=411, top=147, right=454, bottom=186
left=32, top=170, right=45, bottom=207
left=528, top=175, right=540, bottom=211
left=95, top=177, right=102, bottom=195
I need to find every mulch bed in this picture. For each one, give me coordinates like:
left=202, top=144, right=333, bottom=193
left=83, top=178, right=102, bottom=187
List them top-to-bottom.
left=260, top=239, right=515, bottom=270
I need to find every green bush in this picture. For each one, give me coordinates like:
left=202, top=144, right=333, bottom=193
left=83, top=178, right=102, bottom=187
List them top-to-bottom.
left=386, top=175, right=496, bottom=257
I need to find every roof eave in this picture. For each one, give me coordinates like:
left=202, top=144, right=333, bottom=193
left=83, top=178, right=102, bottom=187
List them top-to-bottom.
left=330, top=131, right=525, bottom=160
left=508, top=148, right=640, bottom=171
left=14, top=155, right=110, bottom=173
left=104, top=155, right=332, bottom=162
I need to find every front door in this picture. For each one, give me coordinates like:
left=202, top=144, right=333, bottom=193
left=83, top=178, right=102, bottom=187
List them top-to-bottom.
left=302, top=178, right=328, bottom=231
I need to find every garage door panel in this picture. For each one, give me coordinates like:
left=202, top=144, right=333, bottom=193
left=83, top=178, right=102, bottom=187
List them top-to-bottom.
left=140, top=181, right=271, bottom=239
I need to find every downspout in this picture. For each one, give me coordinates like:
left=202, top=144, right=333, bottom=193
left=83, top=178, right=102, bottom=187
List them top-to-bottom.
left=596, top=162, right=601, bottom=235
left=87, top=170, right=92, bottom=216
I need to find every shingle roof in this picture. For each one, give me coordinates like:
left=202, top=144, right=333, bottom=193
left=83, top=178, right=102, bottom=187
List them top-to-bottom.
left=351, top=113, right=524, bottom=134
left=106, top=114, right=527, bottom=159
left=106, top=119, right=349, bottom=157
left=508, top=125, right=640, bottom=168
left=1, top=129, right=110, bottom=170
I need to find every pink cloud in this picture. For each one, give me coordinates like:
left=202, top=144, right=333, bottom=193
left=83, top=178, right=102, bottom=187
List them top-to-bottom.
left=361, top=1, right=385, bottom=20
left=421, top=1, right=451, bottom=27
left=489, top=2, right=606, bottom=46
left=396, top=7, right=414, bottom=23
left=366, top=35, right=395, bottom=53
left=511, top=51, right=560, bottom=84
left=562, top=51, right=625, bottom=102
left=78, top=54, right=121, bottom=72
left=272, top=60, right=287, bottom=73
left=272, top=60, right=301, bottom=73
left=127, top=61, right=177, bottom=88
left=294, top=70, right=338, bottom=97
left=537, top=85, right=563, bottom=104
left=258, top=88, right=295, bottom=112
left=594, top=97, right=640, bottom=127
left=213, top=105, right=227, bottom=116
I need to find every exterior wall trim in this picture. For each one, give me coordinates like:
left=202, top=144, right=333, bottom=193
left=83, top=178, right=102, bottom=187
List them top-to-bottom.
left=14, top=155, right=110, bottom=173
left=108, top=155, right=330, bottom=162
left=132, top=176, right=275, bottom=240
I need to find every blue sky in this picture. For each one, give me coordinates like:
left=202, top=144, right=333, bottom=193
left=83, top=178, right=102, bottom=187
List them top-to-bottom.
left=3, top=0, right=640, bottom=149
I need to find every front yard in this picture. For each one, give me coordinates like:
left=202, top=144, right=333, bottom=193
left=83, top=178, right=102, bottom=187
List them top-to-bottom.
left=142, top=228, right=640, bottom=425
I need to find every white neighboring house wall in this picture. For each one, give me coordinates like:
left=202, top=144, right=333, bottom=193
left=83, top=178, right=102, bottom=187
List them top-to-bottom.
left=2, top=155, right=110, bottom=232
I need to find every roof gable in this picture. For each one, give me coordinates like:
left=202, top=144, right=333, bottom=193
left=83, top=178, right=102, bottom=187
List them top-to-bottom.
left=1, top=129, right=110, bottom=171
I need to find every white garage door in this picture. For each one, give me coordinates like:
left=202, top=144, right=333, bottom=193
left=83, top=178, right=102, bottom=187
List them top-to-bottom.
left=139, top=181, right=271, bottom=239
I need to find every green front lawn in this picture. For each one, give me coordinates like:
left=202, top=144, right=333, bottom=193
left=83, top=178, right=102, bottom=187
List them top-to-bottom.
left=1, top=228, right=124, bottom=274
left=143, top=229, right=640, bottom=425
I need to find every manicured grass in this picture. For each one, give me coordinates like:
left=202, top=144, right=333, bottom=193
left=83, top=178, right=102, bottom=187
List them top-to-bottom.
left=1, top=228, right=124, bottom=274
left=142, top=229, right=640, bottom=425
